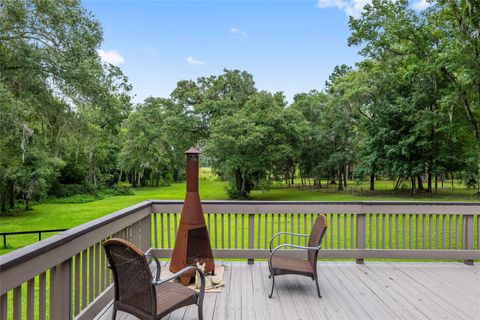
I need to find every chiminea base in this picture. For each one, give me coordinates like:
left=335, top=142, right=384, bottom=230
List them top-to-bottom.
left=177, top=258, right=215, bottom=286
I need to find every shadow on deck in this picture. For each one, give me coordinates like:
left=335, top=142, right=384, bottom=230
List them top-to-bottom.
left=95, top=261, right=480, bottom=320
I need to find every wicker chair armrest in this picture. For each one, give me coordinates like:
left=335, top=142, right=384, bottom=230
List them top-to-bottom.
left=269, top=232, right=310, bottom=252
left=144, top=250, right=161, bottom=282
left=152, top=266, right=206, bottom=305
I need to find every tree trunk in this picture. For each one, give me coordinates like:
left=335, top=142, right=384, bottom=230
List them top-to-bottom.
left=344, top=165, right=348, bottom=187
left=291, top=167, right=295, bottom=185
left=235, top=169, right=242, bottom=193
left=337, top=170, right=343, bottom=191
left=241, top=172, right=247, bottom=198
left=370, top=173, right=375, bottom=191
left=427, top=173, right=432, bottom=193
left=417, top=175, right=424, bottom=191
left=435, top=175, right=438, bottom=191
left=411, top=176, right=416, bottom=194
left=9, top=183, right=14, bottom=210
left=1, top=189, right=6, bottom=212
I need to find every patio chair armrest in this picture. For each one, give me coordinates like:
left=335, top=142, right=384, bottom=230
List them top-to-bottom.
left=269, top=232, right=310, bottom=252
left=269, top=243, right=320, bottom=267
left=145, top=249, right=161, bottom=282
left=152, top=266, right=205, bottom=292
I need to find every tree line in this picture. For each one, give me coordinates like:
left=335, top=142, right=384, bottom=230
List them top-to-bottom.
left=1, top=0, right=479, bottom=211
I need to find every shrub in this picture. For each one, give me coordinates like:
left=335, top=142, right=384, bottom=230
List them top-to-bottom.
left=113, top=182, right=134, bottom=195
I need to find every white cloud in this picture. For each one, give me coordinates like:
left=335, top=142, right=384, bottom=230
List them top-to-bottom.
left=317, top=0, right=372, bottom=18
left=411, top=0, right=433, bottom=11
left=230, top=27, right=247, bottom=37
left=142, top=46, right=158, bottom=57
left=97, top=49, right=125, bottom=65
left=186, top=56, right=206, bottom=65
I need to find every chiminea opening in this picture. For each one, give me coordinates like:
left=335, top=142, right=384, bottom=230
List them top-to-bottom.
left=169, top=147, right=215, bottom=286
left=186, top=227, right=214, bottom=266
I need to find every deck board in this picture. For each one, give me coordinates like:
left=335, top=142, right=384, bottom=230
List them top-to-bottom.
left=94, top=261, right=480, bottom=320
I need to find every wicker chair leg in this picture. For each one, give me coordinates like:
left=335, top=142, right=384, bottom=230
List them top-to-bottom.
left=269, top=275, right=275, bottom=298
left=314, top=277, right=322, bottom=298
left=111, top=306, right=117, bottom=320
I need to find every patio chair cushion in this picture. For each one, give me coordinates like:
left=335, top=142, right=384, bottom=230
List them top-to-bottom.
left=270, top=255, right=314, bottom=277
left=155, top=281, right=198, bottom=318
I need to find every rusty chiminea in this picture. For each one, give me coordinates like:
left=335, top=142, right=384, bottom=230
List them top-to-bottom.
left=169, top=147, right=215, bottom=285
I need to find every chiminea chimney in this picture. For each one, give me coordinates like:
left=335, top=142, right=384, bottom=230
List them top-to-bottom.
left=169, top=147, right=215, bottom=285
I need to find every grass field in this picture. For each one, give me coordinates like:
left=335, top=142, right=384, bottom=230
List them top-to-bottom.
left=1, top=175, right=478, bottom=255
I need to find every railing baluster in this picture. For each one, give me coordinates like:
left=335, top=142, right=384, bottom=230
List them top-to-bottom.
left=153, top=213, right=158, bottom=248
left=174, top=213, right=178, bottom=240
left=221, top=213, right=225, bottom=249
left=242, top=213, right=245, bottom=249
left=291, top=213, right=295, bottom=244
left=335, top=213, right=341, bottom=249
left=160, top=214, right=165, bottom=248
left=167, top=214, right=171, bottom=248
left=214, top=214, right=218, bottom=249
left=228, top=214, right=232, bottom=249
left=235, top=214, right=238, bottom=249
left=257, top=214, right=261, bottom=249
left=264, top=214, right=268, bottom=248
left=329, top=214, right=333, bottom=249
left=350, top=214, right=355, bottom=249
left=369, top=214, right=373, bottom=249
left=376, top=214, right=380, bottom=249
left=382, top=214, right=386, bottom=249
left=389, top=214, right=393, bottom=249
left=402, top=214, right=406, bottom=249
left=409, top=214, right=413, bottom=249
left=415, top=214, right=419, bottom=249
left=422, top=214, right=426, bottom=249
left=449, top=214, right=453, bottom=249
left=456, top=214, right=460, bottom=249
left=395, top=215, right=399, bottom=249
left=428, top=215, right=432, bottom=249
left=442, top=215, right=446, bottom=249
left=95, top=242, right=100, bottom=297
left=81, top=249, right=87, bottom=309
left=74, top=253, right=81, bottom=316
left=39, top=271, right=47, bottom=320
left=27, top=278, right=35, bottom=319
left=13, top=285, right=21, bottom=320
left=0, top=293, right=7, bottom=320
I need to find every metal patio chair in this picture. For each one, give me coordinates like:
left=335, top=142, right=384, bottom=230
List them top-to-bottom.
left=268, top=214, right=327, bottom=298
left=103, top=238, right=205, bottom=320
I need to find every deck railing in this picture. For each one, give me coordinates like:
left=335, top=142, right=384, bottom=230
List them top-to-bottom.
left=0, top=201, right=479, bottom=319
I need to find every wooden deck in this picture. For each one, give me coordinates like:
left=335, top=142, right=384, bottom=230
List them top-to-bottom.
left=95, top=261, right=480, bottom=320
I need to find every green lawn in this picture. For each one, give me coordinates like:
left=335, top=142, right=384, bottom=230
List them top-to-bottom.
left=1, top=178, right=478, bottom=255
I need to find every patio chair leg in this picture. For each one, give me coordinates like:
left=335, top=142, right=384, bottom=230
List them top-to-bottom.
left=269, top=275, right=275, bottom=298
left=314, top=277, right=322, bottom=298
left=198, top=303, right=203, bottom=320
left=111, top=306, right=117, bottom=320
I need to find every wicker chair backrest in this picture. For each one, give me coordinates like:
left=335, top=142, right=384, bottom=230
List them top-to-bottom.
left=307, top=215, right=327, bottom=268
left=104, top=238, right=156, bottom=317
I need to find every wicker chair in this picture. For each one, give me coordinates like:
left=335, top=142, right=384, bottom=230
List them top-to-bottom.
left=268, top=214, right=327, bottom=298
left=103, top=238, right=205, bottom=320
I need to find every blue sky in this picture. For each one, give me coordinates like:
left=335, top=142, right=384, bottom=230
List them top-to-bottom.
left=83, top=0, right=430, bottom=104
